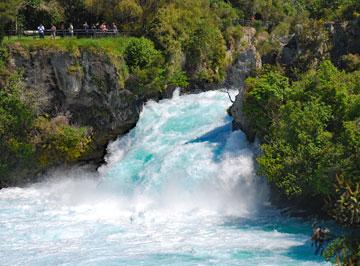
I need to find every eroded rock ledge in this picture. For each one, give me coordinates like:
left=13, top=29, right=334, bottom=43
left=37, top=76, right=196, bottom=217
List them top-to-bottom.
left=8, top=47, right=140, bottom=170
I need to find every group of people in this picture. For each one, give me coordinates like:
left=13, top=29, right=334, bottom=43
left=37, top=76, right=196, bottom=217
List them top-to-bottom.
left=36, top=22, right=118, bottom=39
left=91, top=22, right=118, bottom=34
left=37, top=23, right=74, bottom=39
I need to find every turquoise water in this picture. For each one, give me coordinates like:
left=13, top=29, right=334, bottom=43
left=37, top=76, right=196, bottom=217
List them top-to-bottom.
left=0, top=90, right=330, bottom=265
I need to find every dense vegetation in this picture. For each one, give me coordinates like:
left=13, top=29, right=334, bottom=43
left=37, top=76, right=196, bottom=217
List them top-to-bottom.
left=1, top=0, right=360, bottom=264
left=2, top=0, right=359, bottom=84
left=243, top=63, right=360, bottom=264
left=0, top=73, right=91, bottom=187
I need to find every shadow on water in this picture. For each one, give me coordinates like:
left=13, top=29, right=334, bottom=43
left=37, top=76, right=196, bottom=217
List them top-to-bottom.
left=186, top=121, right=234, bottom=161
left=187, top=123, right=232, bottom=145
left=221, top=211, right=312, bottom=235
left=285, top=242, right=325, bottom=262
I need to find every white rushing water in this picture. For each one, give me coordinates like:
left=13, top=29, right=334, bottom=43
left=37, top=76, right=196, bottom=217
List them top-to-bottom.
left=0, top=90, right=330, bottom=265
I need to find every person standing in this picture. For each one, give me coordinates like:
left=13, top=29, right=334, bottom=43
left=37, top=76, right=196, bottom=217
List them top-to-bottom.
left=83, top=22, right=89, bottom=37
left=100, top=22, right=107, bottom=34
left=112, top=22, right=118, bottom=36
left=60, top=23, right=65, bottom=38
left=69, top=23, right=74, bottom=37
left=37, top=24, right=45, bottom=39
left=50, top=24, right=56, bottom=39
left=91, top=24, right=96, bottom=38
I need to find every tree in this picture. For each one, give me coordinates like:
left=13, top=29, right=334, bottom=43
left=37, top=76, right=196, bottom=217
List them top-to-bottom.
left=0, top=0, right=24, bottom=42
left=18, top=0, right=64, bottom=30
left=185, top=21, right=226, bottom=83
left=242, top=69, right=290, bottom=138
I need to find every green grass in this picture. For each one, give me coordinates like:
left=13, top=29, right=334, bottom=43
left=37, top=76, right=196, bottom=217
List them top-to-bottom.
left=2, top=36, right=150, bottom=90
left=4, top=36, right=134, bottom=57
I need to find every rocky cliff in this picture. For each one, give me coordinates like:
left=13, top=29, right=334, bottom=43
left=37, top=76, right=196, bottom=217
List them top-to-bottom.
left=229, top=20, right=360, bottom=142
left=227, top=27, right=261, bottom=141
left=8, top=45, right=141, bottom=166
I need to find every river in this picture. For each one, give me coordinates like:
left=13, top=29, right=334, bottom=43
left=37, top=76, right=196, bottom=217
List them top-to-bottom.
left=0, top=90, right=330, bottom=265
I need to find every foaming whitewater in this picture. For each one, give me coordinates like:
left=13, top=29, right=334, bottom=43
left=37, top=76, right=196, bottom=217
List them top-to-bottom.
left=0, top=90, right=330, bottom=265
left=98, top=90, right=266, bottom=217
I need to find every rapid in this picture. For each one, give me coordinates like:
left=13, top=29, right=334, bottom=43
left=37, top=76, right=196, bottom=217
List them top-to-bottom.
left=0, top=90, right=330, bottom=265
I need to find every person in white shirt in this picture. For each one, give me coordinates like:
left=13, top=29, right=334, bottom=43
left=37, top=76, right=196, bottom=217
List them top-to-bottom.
left=69, top=23, right=74, bottom=37
left=37, top=24, right=45, bottom=39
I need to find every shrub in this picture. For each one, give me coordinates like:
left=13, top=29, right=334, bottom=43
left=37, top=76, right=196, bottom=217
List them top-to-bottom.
left=224, top=25, right=243, bottom=49
left=124, top=37, right=160, bottom=71
left=124, top=37, right=168, bottom=93
left=244, top=62, right=360, bottom=201
left=126, top=65, right=166, bottom=94
left=242, top=68, right=290, bottom=138
left=168, top=71, right=189, bottom=88
left=0, top=75, right=35, bottom=185
left=0, top=75, right=92, bottom=186
left=32, top=116, right=92, bottom=167
left=323, top=237, right=360, bottom=265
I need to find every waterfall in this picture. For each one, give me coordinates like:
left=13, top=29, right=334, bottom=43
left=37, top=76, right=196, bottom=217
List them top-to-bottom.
left=97, top=89, right=267, bottom=216
left=0, top=90, right=329, bottom=265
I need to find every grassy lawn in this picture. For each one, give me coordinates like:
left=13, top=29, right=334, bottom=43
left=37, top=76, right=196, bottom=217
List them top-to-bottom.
left=3, top=36, right=134, bottom=57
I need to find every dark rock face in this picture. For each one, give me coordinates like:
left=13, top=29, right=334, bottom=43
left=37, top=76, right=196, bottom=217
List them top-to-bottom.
left=230, top=21, right=360, bottom=142
left=277, top=21, right=360, bottom=72
left=330, top=21, right=360, bottom=65
left=226, top=27, right=261, bottom=90
left=227, top=27, right=261, bottom=141
left=9, top=48, right=141, bottom=164
left=228, top=89, right=257, bottom=142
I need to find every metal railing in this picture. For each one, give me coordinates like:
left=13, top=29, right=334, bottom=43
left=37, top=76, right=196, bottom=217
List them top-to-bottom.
left=4, top=19, right=273, bottom=39
left=4, top=29, right=131, bottom=39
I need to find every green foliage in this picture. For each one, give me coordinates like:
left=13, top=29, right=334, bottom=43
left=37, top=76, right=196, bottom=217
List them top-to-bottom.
left=0, top=0, right=23, bottom=43
left=0, top=0, right=23, bottom=23
left=18, top=0, right=64, bottom=29
left=57, top=0, right=87, bottom=26
left=84, top=0, right=143, bottom=33
left=114, top=0, right=143, bottom=32
left=149, top=0, right=210, bottom=75
left=149, top=0, right=232, bottom=83
left=210, top=0, right=239, bottom=30
left=230, top=0, right=297, bottom=25
left=298, top=0, right=360, bottom=20
left=287, top=20, right=331, bottom=73
left=185, top=22, right=226, bottom=83
left=224, top=25, right=243, bottom=49
left=4, top=36, right=132, bottom=57
left=124, top=37, right=160, bottom=71
left=124, top=37, right=168, bottom=93
left=0, top=47, right=10, bottom=84
left=243, top=61, right=360, bottom=265
left=245, top=62, right=360, bottom=201
left=126, top=65, right=166, bottom=94
left=243, top=68, right=290, bottom=138
left=168, top=71, right=189, bottom=88
left=0, top=74, right=92, bottom=186
left=0, top=75, right=35, bottom=185
left=258, top=100, right=335, bottom=197
left=32, top=116, right=92, bottom=166
left=331, top=176, right=360, bottom=228
left=323, top=236, right=360, bottom=265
